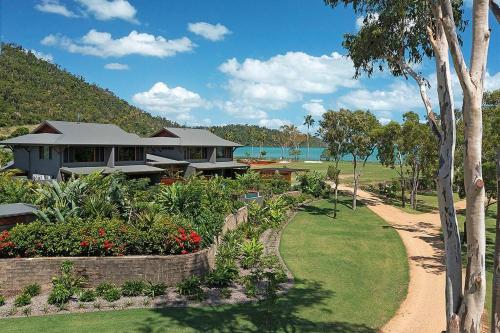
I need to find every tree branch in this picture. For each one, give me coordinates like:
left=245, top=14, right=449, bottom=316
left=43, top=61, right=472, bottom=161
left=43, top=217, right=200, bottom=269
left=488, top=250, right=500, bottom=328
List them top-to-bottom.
left=440, top=0, right=474, bottom=93
left=490, top=0, right=500, bottom=25
left=396, top=58, right=443, bottom=140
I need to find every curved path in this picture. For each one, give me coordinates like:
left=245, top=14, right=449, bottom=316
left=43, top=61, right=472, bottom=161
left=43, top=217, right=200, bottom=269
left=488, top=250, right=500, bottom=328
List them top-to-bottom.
left=335, top=184, right=449, bottom=333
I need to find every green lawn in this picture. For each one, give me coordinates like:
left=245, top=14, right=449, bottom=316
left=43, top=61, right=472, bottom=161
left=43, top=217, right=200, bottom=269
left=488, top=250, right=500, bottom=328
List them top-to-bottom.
left=251, top=161, right=397, bottom=185
left=387, top=191, right=461, bottom=214
left=0, top=197, right=409, bottom=332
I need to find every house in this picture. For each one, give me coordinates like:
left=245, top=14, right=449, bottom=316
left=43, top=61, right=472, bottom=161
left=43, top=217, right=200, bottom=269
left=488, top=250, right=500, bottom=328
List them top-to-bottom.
left=0, top=121, right=248, bottom=182
left=0, top=203, right=38, bottom=231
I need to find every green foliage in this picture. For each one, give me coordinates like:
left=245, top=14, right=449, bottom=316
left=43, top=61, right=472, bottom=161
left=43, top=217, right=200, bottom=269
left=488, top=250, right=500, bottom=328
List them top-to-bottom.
left=0, top=44, right=176, bottom=133
left=296, top=171, right=329, bottom=198
left=0, top=172, right=37, bottom=204
left=240, top=238, right=264, bottom=269
left=48, top=261, right=84, bottom=306
left=205, top=262, right=239, bottom=288
left=176, top=276, right=204, bottom=299
left=121, top=280, right=146, bottom=297
left=95, top=282, right=116, bottom=297
left=143, top=282, right=167, bottom=298
left=22, top=284, right=41, bottom=297
left=102, top=287, right=121, bottom=302
left=78, top=289, right=97, bottom=302
left=14, top=293, right=31, bottom=307
left=0, top=295, right=5, bottom=306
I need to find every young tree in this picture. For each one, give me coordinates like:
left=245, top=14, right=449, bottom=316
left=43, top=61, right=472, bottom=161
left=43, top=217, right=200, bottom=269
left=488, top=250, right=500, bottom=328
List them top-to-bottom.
left=323, top=1, right=465, bottom=329
left=319, top=109, right=350, bottom=217
left=346, top=110, right=380, bottom=210
left=303, top=114, right=315, bottom=160
left=376, top=121, right=406, bottom=207
left=273, top=128, right=289, bottom=160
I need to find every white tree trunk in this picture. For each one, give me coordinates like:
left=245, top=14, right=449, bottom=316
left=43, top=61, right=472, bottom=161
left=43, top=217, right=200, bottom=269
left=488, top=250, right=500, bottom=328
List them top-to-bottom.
left=440, top=0, right=490, bottom=330
left=492, top=149, right=500, bottom=333
left=353, top=156, right=358, bottom=210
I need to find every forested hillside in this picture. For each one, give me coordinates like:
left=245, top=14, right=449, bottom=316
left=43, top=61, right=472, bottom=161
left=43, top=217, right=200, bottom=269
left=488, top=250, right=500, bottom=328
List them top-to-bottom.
left=0, top=43, right=176, bottom=135
left=0, top=43, right=323, bottom=146
left=207, top=124, right=323, bottom=147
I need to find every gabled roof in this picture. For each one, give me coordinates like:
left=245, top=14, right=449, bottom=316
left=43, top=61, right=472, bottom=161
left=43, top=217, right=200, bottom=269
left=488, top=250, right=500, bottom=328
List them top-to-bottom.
left=1, top=121, right=147, bottom=146
left=152, top=127, right=242, bottom=147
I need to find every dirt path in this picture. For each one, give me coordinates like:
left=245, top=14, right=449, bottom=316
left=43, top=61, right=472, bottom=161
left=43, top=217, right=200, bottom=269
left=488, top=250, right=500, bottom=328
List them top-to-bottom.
left=335, top=184, right=447, bottom=333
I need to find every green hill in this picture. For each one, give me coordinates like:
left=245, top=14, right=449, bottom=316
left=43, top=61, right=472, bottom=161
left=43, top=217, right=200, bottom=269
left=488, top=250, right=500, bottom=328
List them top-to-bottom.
left=0, top=43, right=176, bottom=135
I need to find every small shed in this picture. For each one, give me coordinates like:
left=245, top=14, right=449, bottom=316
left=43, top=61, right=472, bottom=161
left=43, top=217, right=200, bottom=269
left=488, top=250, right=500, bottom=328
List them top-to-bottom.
left=253, top=167, right=308, bottom=183
left=0, top=203, right=38, bottom=230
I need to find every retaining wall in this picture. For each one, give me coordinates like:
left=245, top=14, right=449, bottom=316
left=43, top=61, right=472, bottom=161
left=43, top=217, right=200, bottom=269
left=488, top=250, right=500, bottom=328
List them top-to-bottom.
left=0, top=206, right=248, bottom=296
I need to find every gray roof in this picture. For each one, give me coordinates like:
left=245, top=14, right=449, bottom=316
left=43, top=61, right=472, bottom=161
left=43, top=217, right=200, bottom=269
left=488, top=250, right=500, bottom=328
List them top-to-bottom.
left=1, top=121, right=243, bottom=148
left=154, top=127, right=242, bottom=147
left=146, top=154, right=189, bottom=165
left=189, top=161, right=249, bottom=170
left=59, top=164, right=165, bottom=175
left=0, top=203, right=38, bottom=218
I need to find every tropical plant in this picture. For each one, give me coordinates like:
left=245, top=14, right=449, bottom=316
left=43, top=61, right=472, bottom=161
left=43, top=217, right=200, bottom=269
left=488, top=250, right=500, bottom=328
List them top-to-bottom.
left=240, top=238, right=264, bottom=269
left=48, top=260, right=85, bottom=306
left=205, top=262, right=239, bottom=288
left=176, top=276, right=203, bottom=299
left=121, top=280, right=146, bottom=297
left=143, top=282, right=167, bottom=298
left=22, top=283, right=41, bottom=297
left=102, top=287, right=121, bottom=302
left=78, top=289, right=97, bottom=302
left=14, top=293, right=31, bottom=307
left=0, top=295, right=5, bottom=306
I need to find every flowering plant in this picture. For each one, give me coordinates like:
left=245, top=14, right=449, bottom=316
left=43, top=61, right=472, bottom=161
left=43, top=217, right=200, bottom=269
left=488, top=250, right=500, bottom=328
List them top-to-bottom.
left=173, top=228, right=202, bottom=254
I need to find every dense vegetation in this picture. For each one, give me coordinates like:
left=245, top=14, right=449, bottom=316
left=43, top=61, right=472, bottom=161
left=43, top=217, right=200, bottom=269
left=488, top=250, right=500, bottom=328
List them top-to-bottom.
left=0, top=44, right=176, bottom=135
left=207, top=124, right=323, bottom=147
left=0, top=171, right=293, bottom=258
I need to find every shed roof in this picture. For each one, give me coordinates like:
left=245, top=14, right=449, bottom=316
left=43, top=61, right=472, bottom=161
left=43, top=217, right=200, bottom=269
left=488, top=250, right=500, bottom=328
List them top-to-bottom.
left=153, top=127, right=242, bottom=147
left=146, top=154, right=189, bottom=165
left=0, top=203, right=38, bottom=218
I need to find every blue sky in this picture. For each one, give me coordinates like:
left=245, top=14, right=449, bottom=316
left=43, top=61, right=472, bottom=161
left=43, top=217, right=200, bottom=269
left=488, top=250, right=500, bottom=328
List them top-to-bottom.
left=1, top=0, right=499, bottom=130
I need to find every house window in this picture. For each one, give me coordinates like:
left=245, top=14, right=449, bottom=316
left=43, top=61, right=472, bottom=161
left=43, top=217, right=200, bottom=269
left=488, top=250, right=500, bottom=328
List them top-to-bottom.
left=39, top=146, right=52, bottom=160
left=63, top=147, right=105, bottom=163
left=115, top=147, right=144, bottom=161
left=184, top=147, right=207, bottom=160
left=216, top=147, right=232, bottom=159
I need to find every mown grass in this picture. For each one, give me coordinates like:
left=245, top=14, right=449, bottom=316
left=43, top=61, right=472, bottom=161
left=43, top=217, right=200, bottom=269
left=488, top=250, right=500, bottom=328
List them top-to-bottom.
left=251, top=161, right=397, bottom=185
left=0, top=197, right=409, bottom=332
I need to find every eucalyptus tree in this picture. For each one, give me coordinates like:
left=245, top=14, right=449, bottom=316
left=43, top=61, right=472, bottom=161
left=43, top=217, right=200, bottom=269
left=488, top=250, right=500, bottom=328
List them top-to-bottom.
left=323, top=0, right=467, bottom=330
left=319, top=109, right=351, bottom=217
left=346, top=110, right=380, bottom=210
left=303, top=115, right=315, bottom=160
left=273, top=128, right=289, bottom=160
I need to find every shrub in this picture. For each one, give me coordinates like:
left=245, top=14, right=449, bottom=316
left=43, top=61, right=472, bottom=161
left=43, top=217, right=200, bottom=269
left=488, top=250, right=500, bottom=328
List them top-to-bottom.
left=296, top=171, right=329, bottom=197
left=240, top=238, right=264, bottom=269
left=205, top=262, right=239, bottom=288
left=176, top=276, right=203, bottom=299
left=121, top=280, right=146, bottom=297
left=95, top=282, right=115, bottom=297
left=143, top=282, right=167, bottom=298
left=22, top=283, right=41, bottom=297
left=48, top=284, right=73, bottom=306
left=102, top=287, right=121, bottom=302
left=79, top=289, right=97, bottom=302
left=14, top=293, right=31, bottom=307
left=0, top=295, right=5, bottom=306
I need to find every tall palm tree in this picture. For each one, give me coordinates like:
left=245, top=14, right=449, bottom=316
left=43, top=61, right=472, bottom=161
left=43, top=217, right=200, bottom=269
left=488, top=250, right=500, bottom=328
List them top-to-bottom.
left=303, top=115, right=315, bottom=160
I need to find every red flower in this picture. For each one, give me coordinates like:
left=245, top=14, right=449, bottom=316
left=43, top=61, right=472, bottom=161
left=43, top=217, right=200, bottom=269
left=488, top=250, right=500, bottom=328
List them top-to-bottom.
left=98, top=228, right=106, bottom=237
left=178, top=228, right=185, bottom=234
left=0, top=230, right=10, bottom=242
left=189, top=231, right=201, bottom=245
left=180, top=234, right=187, bottom=241
left=103, top=240, right=114, bottom=250
left=80, top=241, right=89, bottom=247
left=181, top=250, right=188, bottom=254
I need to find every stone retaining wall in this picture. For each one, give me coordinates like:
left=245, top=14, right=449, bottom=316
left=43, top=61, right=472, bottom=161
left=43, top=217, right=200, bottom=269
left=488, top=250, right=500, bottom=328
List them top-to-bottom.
left=0, top=206, right=248, bottom=296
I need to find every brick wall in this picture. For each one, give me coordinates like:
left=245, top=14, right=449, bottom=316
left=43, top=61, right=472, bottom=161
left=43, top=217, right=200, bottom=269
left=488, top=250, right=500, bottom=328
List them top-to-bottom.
left=0, top=206, right=247, bottom=296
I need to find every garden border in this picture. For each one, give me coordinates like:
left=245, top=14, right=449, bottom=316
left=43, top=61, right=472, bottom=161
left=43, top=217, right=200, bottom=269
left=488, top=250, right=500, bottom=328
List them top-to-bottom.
left=0, top=206, right=248, bottom=297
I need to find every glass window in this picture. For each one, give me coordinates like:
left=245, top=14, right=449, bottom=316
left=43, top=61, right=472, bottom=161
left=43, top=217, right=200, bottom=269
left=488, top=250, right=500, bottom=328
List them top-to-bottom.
left=39, top=146, right=51, bottom=160
left=63, top=147, right=104, bottom=163
left=115, top=147, right=144, bottom=161
left=184, top=147, right=207, bottom=160
left=216, top=147, right=232, bottom=159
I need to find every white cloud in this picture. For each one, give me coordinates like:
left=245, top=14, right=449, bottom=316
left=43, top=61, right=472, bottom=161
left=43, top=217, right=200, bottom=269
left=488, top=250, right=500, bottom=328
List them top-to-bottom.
left=35, top=0, right=77, bottom=18
left=76, top=0, right=138, bottom=23
left=355, top=13, right=379, bottom=29
left=188, top=22, right=231, bottom=41
left=41, top=29, right=194, bottom=58
left=29, top=49, right=53, bottom=62
left=219, top=51, right=357, bottom=110
left=104, top=62, right=129, bottom=70
left=485, top=72, right=500, bottom=91
left=132, top=82, right=208, bottom=116
left=215, top=100, right=268, bottom=119
left=302, top=100, right=326, bottom=117
left=258, top=118, right=291, bottom=129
